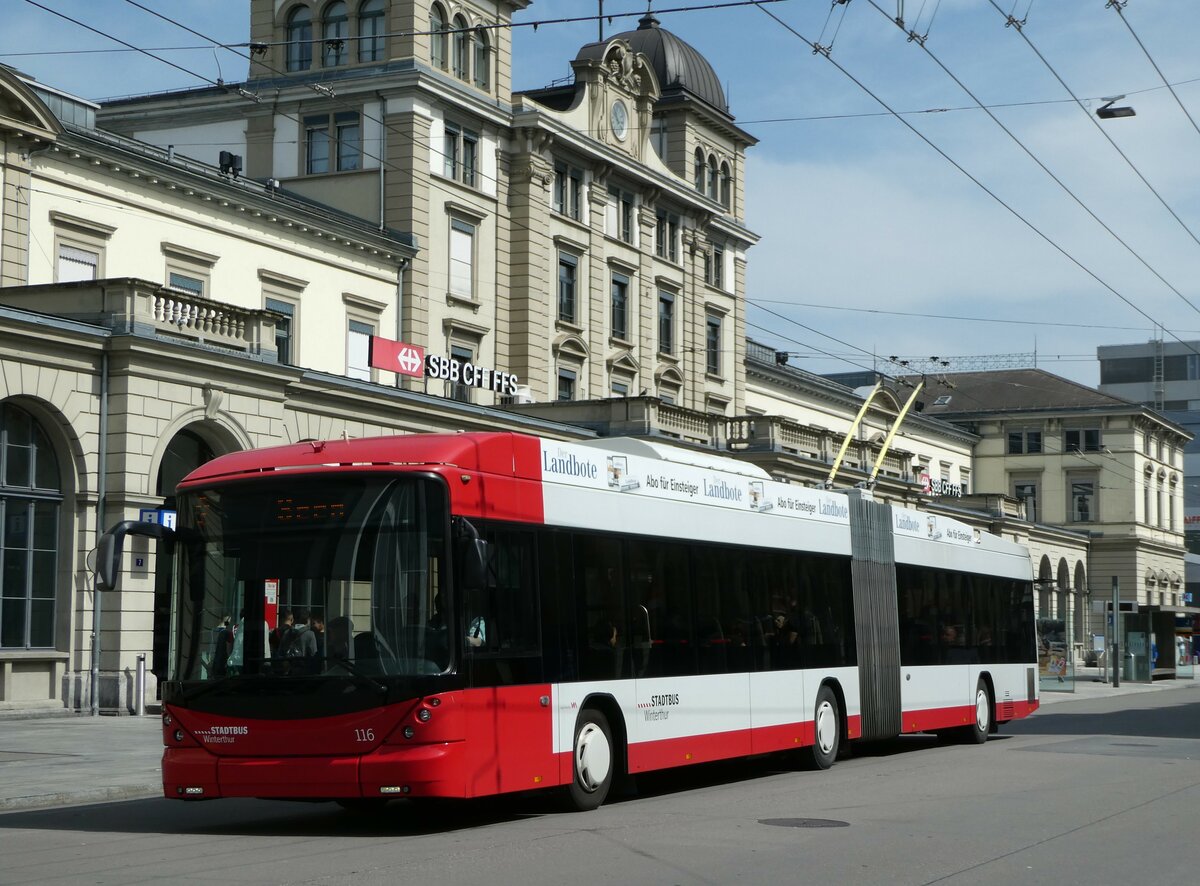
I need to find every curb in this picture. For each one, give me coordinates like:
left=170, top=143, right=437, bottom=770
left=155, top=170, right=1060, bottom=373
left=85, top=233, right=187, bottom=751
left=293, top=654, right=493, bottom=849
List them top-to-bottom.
left=0, top=784, right=161, bottom=813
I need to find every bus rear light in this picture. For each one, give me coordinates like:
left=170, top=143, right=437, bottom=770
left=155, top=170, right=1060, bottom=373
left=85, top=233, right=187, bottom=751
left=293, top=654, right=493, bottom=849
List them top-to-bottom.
left=416, top=708, right=432, bottom=722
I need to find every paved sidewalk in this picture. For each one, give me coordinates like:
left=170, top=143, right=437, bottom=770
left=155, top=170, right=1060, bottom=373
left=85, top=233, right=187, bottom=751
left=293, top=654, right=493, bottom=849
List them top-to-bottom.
left=0, top=676, right=1195, bottom=813
left=0, top=715, right=162, bottom=811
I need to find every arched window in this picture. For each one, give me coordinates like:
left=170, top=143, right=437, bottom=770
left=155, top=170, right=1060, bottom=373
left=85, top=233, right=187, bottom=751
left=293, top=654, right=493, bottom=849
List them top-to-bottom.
left=358, top=0, right=385, bottom=62
left=323, top=1, right=349, bottom=66
left=430, top=4, right=448, bottom=70
left=286, top=5, right=314, bottom=72
left=452, top=14, right=470, bottom=80
left=473, top=28, right=490, bottom=90
left=694, top=148, right=706, bottom=193
left=707, top=154, right=719, bottom=200
left=719, top=161, right=732, bottom=210
left=0, top=403, right=61, bottom=649
left=156, top=429, right=216, bottom=504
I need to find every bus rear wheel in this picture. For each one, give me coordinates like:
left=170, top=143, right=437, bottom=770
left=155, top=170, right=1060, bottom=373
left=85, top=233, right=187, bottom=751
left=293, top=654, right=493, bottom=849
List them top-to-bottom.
left=811, top=685, right=840, bottom=770
left=568, top=709, right=614, bottom=811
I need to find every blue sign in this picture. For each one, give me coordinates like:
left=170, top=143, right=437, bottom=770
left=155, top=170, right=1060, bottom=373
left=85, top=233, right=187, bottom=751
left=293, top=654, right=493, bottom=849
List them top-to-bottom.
left=139, top=509, right=177, bottom=530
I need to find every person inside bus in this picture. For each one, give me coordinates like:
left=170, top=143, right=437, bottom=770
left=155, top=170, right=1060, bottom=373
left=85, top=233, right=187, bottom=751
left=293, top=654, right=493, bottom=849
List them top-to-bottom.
left=270, top=607, right=294, bottom=658
left=310, top=613, right=325, bottom=660
left=325, top=615, right=353, bottom=670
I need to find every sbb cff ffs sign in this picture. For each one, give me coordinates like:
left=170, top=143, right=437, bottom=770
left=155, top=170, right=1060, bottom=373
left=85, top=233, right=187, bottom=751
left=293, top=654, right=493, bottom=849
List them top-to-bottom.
left=369, top=336, right=520, bottom=397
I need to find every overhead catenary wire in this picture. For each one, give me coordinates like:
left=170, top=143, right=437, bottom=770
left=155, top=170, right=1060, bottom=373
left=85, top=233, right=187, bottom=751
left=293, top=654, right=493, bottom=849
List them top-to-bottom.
left=864, top=0, right=1200, bottom=324
left=985, top=0, right=1200, bottom=263
left=751, top=1, right=1200, bottom=369
left=1108, top=1, right=1200, bottom=143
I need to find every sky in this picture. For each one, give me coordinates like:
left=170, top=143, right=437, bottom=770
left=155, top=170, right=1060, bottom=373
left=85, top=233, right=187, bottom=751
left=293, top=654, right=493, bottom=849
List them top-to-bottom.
left=5, top=1, right=1200, bottom=387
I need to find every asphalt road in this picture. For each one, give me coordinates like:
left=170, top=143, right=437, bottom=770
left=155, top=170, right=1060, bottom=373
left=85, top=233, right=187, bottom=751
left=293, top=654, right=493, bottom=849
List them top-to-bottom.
left=1, top=687, right=1197, bottom=886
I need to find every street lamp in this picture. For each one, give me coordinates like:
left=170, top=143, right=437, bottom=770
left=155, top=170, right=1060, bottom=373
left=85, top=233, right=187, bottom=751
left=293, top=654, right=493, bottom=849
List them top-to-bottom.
left=1096, top=95, right=1136, bottom=119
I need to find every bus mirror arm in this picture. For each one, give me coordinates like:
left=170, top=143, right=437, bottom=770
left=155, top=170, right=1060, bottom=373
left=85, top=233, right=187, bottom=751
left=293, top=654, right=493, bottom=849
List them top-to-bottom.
left=96, top=520, right=176, bottom=591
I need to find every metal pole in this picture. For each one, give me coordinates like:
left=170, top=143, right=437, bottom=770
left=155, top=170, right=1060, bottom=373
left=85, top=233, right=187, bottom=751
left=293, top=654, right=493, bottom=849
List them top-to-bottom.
left=91, top=350, right=109, bottom=716
left=1111, top=576, right=1120, bottom=688
left=135, top=654, right=146, bottom=717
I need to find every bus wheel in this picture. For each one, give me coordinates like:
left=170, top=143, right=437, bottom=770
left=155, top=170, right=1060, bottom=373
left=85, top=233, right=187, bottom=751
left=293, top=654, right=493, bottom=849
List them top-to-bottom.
left=965, top=680, right=992, bottom=744
left=811, top=685, right=840, bottom=770
left=568, top=709, right=614, bottom=811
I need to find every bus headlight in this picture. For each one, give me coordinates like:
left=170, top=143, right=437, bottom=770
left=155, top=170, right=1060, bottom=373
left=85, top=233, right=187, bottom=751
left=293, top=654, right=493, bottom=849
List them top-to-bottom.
left=417, top=708, right=432, bottom=723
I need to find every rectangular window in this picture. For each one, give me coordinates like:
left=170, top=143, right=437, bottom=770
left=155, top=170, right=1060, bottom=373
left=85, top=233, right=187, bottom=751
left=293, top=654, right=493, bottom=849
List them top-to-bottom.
left=306, top=112, right=361, bottom=173
left=335, top=112, right=361, bottom=171
left=443, top=123, right=478, bottom=186
left=553, top=164, right=582, bottom=220
left=608, top=188, right=634, bottom=244
left=655, top=210, right=679, bottom=262
left=449, top=219, right=475, bottom=300
left=705, top=243, right=725, bottom=288
left=56, top=244, right=99, bottom=283
left=557, top=253, right=577, bottom=323
left=168, top=272, right=204, bottom=297
left=611, top=273, right=629, bottom=341
left=658, top=290, right=675, bottom=355
left=265, top=297, right=295, bottom=365
left=706, top=313, right=721, bottom=375
left=347, top=319, right=373, bottom=381
left=450, top=344, right=473, bottom=403
left=557, top=367, right=577, bottom=402
left=611, top=380, right=629, bottom=398
left=1007, top=428, right=1042, bottom=454
left=1065, top=429, right=1101, bottom=452
left=1069, top=477, right=1096, bottom=522
left=1012, top=480, right=1041, bottom=521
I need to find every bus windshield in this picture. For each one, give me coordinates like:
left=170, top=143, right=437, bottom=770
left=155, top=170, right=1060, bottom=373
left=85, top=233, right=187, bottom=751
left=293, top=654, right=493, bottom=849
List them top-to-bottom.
left=169, top=475, right=450, bottom=684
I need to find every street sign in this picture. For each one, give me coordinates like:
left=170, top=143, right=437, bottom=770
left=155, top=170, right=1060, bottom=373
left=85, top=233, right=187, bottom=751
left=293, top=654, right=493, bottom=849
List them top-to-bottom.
left=139, top=508, right=177, bottom=529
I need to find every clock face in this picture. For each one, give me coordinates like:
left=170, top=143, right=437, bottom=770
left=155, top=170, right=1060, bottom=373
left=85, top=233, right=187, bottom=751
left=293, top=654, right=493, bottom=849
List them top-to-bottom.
left=610, top=100, right=629, bottom=141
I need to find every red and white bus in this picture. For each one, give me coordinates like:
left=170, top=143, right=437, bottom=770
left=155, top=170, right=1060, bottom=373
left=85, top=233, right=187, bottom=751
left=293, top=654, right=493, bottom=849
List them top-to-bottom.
left=99, top=432, right=1038, bottom=810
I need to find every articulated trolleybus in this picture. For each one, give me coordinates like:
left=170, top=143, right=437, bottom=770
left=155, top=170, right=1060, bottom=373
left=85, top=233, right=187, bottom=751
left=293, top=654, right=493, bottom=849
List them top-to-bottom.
left=98, top=432, right=1037, bottom=811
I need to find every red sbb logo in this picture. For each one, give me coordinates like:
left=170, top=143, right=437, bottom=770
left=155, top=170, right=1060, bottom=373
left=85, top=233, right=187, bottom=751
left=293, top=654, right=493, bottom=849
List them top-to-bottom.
left=370, top=337, right=426, bottom=378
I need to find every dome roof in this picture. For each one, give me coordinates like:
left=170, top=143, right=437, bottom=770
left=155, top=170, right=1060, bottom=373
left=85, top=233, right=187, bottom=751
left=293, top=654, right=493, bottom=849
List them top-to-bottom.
left=578, top=13, right=728, bottom=114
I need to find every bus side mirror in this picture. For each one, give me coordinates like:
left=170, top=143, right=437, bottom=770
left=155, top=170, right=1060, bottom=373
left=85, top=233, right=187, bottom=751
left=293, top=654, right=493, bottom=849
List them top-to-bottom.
left=96, top=520, right=175, bottom=590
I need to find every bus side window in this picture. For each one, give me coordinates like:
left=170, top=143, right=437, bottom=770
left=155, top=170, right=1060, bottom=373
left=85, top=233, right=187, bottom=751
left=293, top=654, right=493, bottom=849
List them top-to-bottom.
left=466, top=529, right=541, bottom=685
left=576, top=534, right=626, bottom=681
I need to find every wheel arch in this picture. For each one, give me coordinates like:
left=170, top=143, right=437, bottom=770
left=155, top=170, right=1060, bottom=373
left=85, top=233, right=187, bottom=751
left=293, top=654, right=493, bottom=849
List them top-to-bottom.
left=578, top=692, right=628, bottom=777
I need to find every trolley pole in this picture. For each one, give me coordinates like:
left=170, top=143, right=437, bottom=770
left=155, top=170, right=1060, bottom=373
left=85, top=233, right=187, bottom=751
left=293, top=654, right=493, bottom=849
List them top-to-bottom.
left=1111, top=576, right=1120, bottom=688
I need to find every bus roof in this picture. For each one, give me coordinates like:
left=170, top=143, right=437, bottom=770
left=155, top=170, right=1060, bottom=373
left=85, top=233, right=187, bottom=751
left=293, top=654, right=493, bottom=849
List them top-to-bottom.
left=176, top=432, right=540, bottom=489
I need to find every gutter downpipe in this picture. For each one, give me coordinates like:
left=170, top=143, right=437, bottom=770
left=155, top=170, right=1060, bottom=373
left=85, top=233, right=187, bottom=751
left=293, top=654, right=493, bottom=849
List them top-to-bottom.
left=378, top=91, right=387, bottom=231
left=90, top=348, right=109, bottom=716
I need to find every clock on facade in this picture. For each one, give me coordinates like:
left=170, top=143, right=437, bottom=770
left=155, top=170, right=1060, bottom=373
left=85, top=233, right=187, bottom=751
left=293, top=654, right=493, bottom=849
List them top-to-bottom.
left=610, top=100, right=629, bottom=141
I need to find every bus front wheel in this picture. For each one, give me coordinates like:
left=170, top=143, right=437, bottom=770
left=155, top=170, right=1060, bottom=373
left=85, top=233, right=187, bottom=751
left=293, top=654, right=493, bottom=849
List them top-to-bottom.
left=811, top=685, right=840, bottom=770
left=568, top=709, right=614, bottom=811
